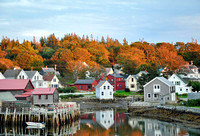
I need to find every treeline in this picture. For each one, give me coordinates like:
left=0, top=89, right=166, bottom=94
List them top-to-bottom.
left=0, top=33, right=199, bottom=80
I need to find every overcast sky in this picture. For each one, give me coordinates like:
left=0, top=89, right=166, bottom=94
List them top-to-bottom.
left=0, top=0, right=200, bottom=44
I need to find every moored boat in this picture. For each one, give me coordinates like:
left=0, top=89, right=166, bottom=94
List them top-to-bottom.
left=26, top=122, right=45, bottom=127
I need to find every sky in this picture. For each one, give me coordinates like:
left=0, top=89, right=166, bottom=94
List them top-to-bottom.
left=0, top=0, right=200, bottom=44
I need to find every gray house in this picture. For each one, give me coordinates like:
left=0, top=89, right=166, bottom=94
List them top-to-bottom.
left=144, top=77, right=176, bottom=103
left=32, top=88, right=59, bottom=106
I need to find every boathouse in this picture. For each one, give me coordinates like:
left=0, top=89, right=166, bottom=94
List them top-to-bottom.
left=0, top=79, right=34, bottom=96
left=32, top=88, right=59, bottom=106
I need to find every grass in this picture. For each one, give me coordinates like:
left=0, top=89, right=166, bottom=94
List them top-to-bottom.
left=114, top=90, right=144, bottom=97
left=176, top=93, right=188, bottom=98
left=191, top=106, right=200, bottom=108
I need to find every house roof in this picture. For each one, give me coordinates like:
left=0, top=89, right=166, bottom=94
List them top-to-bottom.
left=41, top=67, right=55, bottom=73
left=4, top=69, right=22, bottom=78
left=25, top=71, right=37, bottom=79
left=0, top=72, right=5, bottom=79
left=174, top=73, right=187, bottom=84
left=109, top=74, right=123, bottom=78
left=43, top=75, right=55, bottom=81
left=144, top=77, right=174, bottom=87
left=0, top=79, right=33, bottom=90
left=74, top=79, right=96, bottom=84
left=96, top=80, right=113, bottom=88
left=96, top=81, right=106, bottom=88
left=32, top=88, right=56, bottom=95
left=0, top=92, right=16, bottom=101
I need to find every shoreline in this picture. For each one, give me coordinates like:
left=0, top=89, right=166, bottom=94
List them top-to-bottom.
left=62, top=98, right=200, bottom=129
left=128, top=106, right=200, bottom=129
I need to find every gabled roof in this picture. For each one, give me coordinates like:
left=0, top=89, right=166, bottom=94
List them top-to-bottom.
left=4, top=69, right=22, bottom=78
left=25, top=71, right=37, bottom=79
left=0, top=72, right=5, bottom=79
left=174, top=73, right=187, bottom=84
left=43, top=75, right=55, bottom=81
left=144, top=77, right=174, bottom=87
left=0, top=79, right=34, bottom=90
left=74, top=79, right=96, bottom=84
left=96, top=80, right=113, bottom=88
left=32, top=88, right=56, bottom=95
left=0, top=92, right=16, bottom=101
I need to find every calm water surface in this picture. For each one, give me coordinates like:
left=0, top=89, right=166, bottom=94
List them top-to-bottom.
left=1, top=109, right=200, bottom=136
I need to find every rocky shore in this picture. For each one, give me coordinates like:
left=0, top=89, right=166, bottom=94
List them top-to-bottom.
left=128, top=104, right=200, bottom=129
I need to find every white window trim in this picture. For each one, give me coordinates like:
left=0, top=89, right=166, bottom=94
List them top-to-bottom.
left=153, top=84, right=160, bottom=92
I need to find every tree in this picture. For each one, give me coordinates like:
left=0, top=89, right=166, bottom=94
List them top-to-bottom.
left=121, top=60, right=137, bottom=75
left=188, top=81, right=200, bottom=92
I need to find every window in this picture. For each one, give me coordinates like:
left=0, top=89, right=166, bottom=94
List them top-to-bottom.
left=22, top=75, right=24, bottom=79
left=34, top=76, right=36, bottom=80
left=37, top=76, right=39, bottom=80
left=53, top=78, right=56, bottom=82
left=132, top=78, right=134, bottom=82
left=111, top=79, right=113, bottom=81
left=175, top=81, right=180, bottom=85
left=39, top=83, right=42, bottom=86
left=51, top=84, right=54, bottom=87
left=120, top=84, right=121, bottom=88
left=131, top=84, right=134, bottom=88
left=154, top=85, right=160, bottom=92
left=80, top=86, right=82, bottom=89
left=104, top=86, right=106, bottom=89
left=107, top=86, right=110, bottom=89
left=180, top=88, right=182, bottom=91
left=186, top=89, right=188, bottom=92
left=102, top=92, right=104, bottom=96
left=110, top=92, right=112, bottom=95
left=147, top=93, right=151, bottom=98
left=154, top=94, right=158, bottom=98
left=39, top=95, right=41, bottom=99
left=46, top=95, right=48, bottom=99
left=167, top=97, right=170, bottom=100
left=102, top=114, right=104, bottom=118
left=110, top=114, right=112, bottom=117
left=108, top=120, right=110, bottom=123
left=104, top=121, right=106, bottom=123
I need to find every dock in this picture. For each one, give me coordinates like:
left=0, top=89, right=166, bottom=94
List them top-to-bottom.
left=0, top=102, right=80, bottom=127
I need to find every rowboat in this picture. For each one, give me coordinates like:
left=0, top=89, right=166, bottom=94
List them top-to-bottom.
left=26, top=122, right=45, bottom=127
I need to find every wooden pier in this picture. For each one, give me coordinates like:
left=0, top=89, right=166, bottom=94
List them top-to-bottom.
left=0, top=102, right=80, bottom=127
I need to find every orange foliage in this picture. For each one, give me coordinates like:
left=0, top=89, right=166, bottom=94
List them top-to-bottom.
left=157, top=46, right=186, bottom=71
left=73, top=47, right=91, bottom=63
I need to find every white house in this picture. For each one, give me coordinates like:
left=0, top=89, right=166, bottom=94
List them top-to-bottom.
left=4, top=69, right=28, bottom=79
left=25, top=71, right=48, bottom=88
left=0, top=72, right=5, bottom=79
left=168, top=73, right=192, bottom=94
left=43, top=75, right=61, bottom=88
left=125, top=75, right=139, bottom=92
left=96, top=80, right=113, bottom=100
left=96, top=109, right=114, bottom=129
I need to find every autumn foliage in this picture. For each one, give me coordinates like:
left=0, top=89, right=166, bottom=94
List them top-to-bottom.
left=0, top=34, right=199, bottom=77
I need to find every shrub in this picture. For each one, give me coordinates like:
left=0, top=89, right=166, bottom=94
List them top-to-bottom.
left=57, top=86, right=77, bottom=93
left=60, top=94, right=84, bottom=99
left=185, top=99, right=200, bottom=107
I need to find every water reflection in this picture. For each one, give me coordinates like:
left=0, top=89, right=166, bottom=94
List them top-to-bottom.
left=1, top=109, right=200, bottom=136
left=78, top=109, right=200, bottom=136
left=0, top=120, right=80, bottom=135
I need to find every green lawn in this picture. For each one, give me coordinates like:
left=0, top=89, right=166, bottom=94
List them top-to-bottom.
left=114, top=90, right=144, bottom=97
left=176, top=94, right=188, bottom=98
left=191, top=106, right=200, bottom=109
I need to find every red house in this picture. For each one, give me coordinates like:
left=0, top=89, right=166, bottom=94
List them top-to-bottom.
left=106, top=74, right=125, bottom=91
left=74, top=79, right=98, bottom=91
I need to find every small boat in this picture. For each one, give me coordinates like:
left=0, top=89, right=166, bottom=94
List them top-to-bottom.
left=26, top=122, right=45, bottom=127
